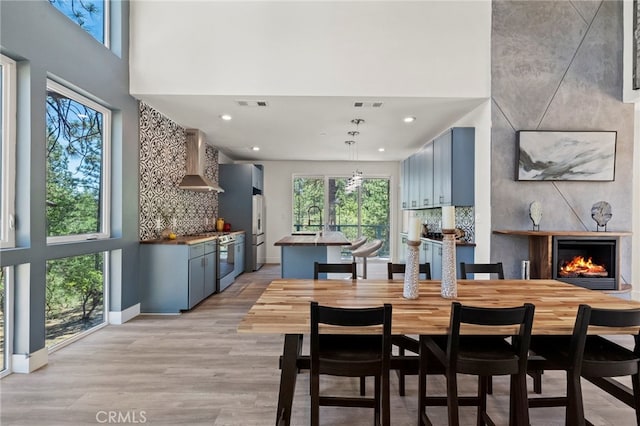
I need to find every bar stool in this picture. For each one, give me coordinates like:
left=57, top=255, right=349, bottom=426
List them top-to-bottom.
left=351, top=239, right=383, bottom=279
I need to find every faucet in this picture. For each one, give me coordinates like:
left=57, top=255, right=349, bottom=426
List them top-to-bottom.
left=307, top=205, right=322, bottom=229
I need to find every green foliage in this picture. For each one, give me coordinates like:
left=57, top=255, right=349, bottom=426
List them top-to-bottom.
left=43, top=89, right=106, bottom=346
left=46, top=90, right=102, bottom=236
left=293, top=176, right=391, bottom=256
left=46, top=254, right=104, bottom=322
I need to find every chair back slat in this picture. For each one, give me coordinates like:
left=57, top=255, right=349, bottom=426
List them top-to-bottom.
left=314, top=262, right=357, bottom=279
left=387, top=262, right=432, bottom=280
left=460, top=262, right=505, bottom=279
left=315, top=304, right=388, bottom=327
left=588, top=307, right=640, bottom=328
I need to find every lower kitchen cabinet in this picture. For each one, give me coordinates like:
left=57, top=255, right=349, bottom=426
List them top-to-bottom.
left=234, top=234, right=245, bottom=277
left=141, top=240, right=217, bottom=313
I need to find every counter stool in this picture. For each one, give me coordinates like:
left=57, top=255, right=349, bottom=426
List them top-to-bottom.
left=351, top=239, right=383, bottom=279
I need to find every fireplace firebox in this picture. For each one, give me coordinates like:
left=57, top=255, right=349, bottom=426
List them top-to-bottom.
left=552, top=237, right=617, bottom=290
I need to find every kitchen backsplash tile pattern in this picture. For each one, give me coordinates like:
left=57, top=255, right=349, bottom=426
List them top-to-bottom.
left=139, top=102, right=219, bottom=240
left=415, top=207, right=475, bottom=242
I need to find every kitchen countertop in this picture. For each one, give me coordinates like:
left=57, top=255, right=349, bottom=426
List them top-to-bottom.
left=140, top=230, right=245, bottom=246
left=274, top=231, right=350, bottom=247
left=399, top=232, right=476, bottom=247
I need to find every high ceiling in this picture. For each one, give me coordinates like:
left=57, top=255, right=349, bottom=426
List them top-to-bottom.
left=129, top=1, right=491, bottom=163
left=141, top=94, right=486, bottom=162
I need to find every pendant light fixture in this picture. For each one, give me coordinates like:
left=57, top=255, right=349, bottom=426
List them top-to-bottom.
left=345, top=118, right=365, bottom=194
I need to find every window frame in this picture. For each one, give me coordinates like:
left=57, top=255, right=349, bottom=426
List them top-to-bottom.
left=49, top=0, right=110, bottom=48
left=0, top=54, right=17, bottom=249
left=45, top=79, right=111, bottom=244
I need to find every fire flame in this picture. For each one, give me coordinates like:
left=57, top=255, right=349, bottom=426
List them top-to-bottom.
left=560, top=256, right=607, bottom=276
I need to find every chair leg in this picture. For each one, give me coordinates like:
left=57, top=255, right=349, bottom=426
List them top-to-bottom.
left=362, top=257, right=368, bottom=279
left=398, top=347, right=406, bottom=396
left=446, top=368, right=460, bottom=426
left=531, top=370, right=542, bottom=394
left=310, top=371, right=320, bottom=426
left=382, top=371, right=390, bottom=426
left=566, top=371, right=585, bottom=426
left=508, top=373, right=529, bottom=426
left=632, top=373, right=640, bottom=426
left=374, top=375, right=381, bottom=426
left=478, top=375, right=488, bottom=426
left=487, top=376, right=493, bottom=395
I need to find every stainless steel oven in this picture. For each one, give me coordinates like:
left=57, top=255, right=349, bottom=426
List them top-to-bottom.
left=217, top=233, right=236, bottom=292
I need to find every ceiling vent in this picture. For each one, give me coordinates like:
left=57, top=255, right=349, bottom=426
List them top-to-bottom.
left=236, top=100, right=269, bottom=107
left=353, top=101, right=384, bottom=108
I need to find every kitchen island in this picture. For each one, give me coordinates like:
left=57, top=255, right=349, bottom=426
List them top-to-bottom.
left=274, top=231, right=350, bottom=278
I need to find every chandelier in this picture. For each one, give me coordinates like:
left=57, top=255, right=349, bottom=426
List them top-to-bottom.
left=345, top=118, right=364, bottom=194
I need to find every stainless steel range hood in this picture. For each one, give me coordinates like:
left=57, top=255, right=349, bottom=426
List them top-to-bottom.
left=178, top=129, right=224, bottom=192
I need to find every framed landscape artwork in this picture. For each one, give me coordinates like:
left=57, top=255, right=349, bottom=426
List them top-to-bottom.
left=516, top=131, right=617, bottom=181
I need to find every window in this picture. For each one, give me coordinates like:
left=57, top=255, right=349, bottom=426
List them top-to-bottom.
left=48, top=0, right=110, bottom=47
left=1, top=54, right=16, bottom=249
left=46, top=80, right=110, bottom=243
left=293, top=175, right=391, bottom=257
left=292, top=177, right=324, bottom=232
left=46, top=253, right=107, bottom=349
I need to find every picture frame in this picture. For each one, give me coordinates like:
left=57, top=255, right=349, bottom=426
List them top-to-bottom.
left=516, top=130, right=617, bottom=181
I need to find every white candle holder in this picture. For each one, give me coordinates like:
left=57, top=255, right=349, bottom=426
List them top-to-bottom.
left=441, top=229, right=458, bottom=299
left=403, top=239, right=420, bottom=299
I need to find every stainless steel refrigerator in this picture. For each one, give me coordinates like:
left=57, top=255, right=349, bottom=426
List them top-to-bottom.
left=252, top=194, right=265, bottom=270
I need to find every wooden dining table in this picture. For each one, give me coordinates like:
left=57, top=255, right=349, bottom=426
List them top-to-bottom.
left=237, top=278, right=640, bottom=425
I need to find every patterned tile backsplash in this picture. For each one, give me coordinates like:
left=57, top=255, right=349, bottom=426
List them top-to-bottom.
left=139, top=102, right=220, bottom=240
left=415, top=207, right=475, bottom=242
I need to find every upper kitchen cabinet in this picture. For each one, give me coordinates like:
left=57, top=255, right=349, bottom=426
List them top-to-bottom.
left=401, top=127, right=474, bottom=209
left=433, top=127, right=474, bottom=207
left=402, top=147, right=433, bottom=209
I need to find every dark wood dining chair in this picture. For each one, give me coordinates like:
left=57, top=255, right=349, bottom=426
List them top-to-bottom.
left=459, top=261, right=543, bottom=395
left=313, top=262, right=357, bottom=280
left=386, top=262, right=431, bottom=396
left=310, top=301, right=392, bottom=426
left=418, top=301, right=535, bottom=426
left=529, top=304, right=640, bottom=425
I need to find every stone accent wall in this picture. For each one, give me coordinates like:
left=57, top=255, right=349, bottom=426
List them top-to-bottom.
left=491, top=1, right=634, bottom=282
left=139, top=102, right=219, bottom=240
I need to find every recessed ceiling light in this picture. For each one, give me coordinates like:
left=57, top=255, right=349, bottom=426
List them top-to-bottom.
left=220, top=114, right=232, bottom=121
left=403, top=116, right=416, bottom=123
left=251, top=146, right=260, bottom=151
left=378, top=148, right=385, bottom=152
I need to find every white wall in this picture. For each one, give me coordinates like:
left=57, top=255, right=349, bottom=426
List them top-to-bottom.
left=130, top=1, right=491, bottom=98
left=259, top=160, right=399, bottom=264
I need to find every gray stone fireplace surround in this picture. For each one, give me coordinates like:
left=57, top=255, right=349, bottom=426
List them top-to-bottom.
left=491, top=1, right=634, bottom=283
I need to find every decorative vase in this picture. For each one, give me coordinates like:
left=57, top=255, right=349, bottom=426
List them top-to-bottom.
left=216, top=218, right=225, bottom=232
left=441, top=230, right=458, bottom=299
left=403, top=240, right=420, bottom=299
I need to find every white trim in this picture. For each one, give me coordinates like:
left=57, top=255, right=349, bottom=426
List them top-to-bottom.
left=103, top=0, right=111, bottom=50
left=0, top=54, right=16, bottom=249
left=45, top=79, right=111, bottom=243
left=0, top=267, right=14, bottom=377
left=109, top=303, right=140, bottom=325
left=12, top=347, right=48, bottom=374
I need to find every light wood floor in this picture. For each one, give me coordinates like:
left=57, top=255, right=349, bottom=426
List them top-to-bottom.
left=1, top=263, right=637, bottom=425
